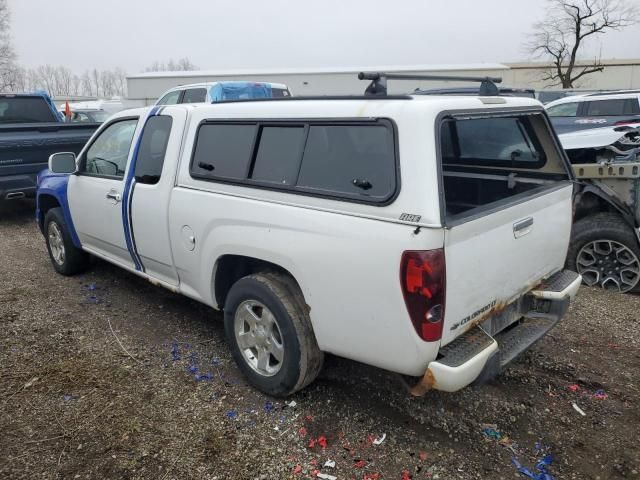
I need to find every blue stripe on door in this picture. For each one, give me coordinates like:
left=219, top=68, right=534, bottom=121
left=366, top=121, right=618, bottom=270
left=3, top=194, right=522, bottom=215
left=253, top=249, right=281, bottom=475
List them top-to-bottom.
left=121, top=106, right=161, bottom=271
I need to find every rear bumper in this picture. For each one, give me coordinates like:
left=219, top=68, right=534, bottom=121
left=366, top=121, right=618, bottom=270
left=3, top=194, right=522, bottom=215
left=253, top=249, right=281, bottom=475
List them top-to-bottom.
left=0, top=174, right=37, bottom=200
left=411, top=269, right=581, bottom=395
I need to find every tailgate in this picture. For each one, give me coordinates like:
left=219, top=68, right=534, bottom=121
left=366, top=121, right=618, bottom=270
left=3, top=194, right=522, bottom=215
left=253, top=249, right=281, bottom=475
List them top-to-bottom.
left=0, top=123, right=98, bottom=176
left=441, top=182, right=573, bottom=345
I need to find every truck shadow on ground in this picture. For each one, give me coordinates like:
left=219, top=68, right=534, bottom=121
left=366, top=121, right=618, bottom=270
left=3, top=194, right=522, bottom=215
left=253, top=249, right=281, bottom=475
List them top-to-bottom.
left=0, top=199, right=36, bottom=225
left=86, top=253, right=447, bottom=411
left=86, top=255, right=473, bottom=441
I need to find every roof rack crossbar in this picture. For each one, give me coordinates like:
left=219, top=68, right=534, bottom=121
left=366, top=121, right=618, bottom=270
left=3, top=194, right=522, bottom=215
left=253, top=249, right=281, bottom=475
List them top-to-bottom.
left=358, top=71, right=502, bottom=97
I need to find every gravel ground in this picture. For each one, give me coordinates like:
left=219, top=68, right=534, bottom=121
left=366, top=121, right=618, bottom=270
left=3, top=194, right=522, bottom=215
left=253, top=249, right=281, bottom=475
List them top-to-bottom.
left=1, top=199, right=639, bottom=480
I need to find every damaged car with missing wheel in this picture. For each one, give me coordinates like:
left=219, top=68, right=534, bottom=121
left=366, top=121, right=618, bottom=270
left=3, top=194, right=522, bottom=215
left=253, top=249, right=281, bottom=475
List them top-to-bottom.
left=36, top=73, right=581, bottom=397
left=559, top=123, right=640, bottom=293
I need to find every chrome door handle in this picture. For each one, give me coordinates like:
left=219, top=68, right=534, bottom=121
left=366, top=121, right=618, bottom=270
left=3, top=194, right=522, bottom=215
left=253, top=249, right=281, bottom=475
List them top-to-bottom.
left=106, top=191, right=122, bottom=203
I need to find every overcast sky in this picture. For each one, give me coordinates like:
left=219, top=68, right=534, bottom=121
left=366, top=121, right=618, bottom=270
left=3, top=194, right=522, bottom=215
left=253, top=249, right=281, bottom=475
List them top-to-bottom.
left=9, top=0, right=640, bottom=74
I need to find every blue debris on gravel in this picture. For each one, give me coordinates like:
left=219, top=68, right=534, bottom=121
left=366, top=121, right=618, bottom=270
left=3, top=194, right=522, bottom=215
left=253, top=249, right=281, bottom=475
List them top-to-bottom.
left=170, top=343, right=181, bottom=361
left=195, top=372, right=213, bottom=381
left=226, top=410, right=238, bottom=419
left=482, top=427, right=502, bottom=440
left=512, top=449, right=555, bottom=480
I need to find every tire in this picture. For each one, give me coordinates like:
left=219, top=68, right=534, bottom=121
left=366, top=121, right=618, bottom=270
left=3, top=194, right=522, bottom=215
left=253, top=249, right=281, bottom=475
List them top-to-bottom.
left=44, top=207, right=90, bottom=276
left=567, top=212, right=640, bottom=293
left=224, top=272, right=324, bottom=397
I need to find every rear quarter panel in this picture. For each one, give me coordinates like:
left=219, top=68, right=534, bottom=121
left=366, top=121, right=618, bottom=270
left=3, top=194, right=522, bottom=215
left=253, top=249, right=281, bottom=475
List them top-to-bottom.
left=169, top=187, right=445, bottom=375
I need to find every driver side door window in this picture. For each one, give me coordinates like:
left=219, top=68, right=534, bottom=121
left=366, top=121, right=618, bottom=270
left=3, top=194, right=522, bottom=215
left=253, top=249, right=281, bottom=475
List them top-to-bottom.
left=80, top=119, right=138, bottom=178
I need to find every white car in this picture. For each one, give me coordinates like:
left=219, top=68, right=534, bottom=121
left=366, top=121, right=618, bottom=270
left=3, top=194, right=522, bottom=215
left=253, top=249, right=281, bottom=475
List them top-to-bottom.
left=155, top=81, right=291, bottom=105
left=37, top=85, right=580, bottom=397
left=546, top=90, right=640, bottom=134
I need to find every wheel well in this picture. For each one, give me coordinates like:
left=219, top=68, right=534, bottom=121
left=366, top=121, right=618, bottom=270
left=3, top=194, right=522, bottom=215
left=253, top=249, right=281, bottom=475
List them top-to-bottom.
left=574, top=191, right=618, bottom=222
left=37, top=194, right=61, bottom=230
left=213, top=255, right=300, bottom=309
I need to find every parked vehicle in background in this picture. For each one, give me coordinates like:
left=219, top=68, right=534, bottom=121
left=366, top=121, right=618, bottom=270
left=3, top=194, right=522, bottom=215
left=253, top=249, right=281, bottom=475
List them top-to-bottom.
left=37, top=74, right=580, bottom=397
left=155, top=81, right=292, bottom=105
left=414, top=86, right=535, bottom=98
left=536, top=89, right=604, bottom=104
left=546, top=91, right=640, bottom=134
left=0, top=92, right=100, bottom=201
left=60, top=108, right=110, bottom=124
left=559, top=123, right=640, bottom=292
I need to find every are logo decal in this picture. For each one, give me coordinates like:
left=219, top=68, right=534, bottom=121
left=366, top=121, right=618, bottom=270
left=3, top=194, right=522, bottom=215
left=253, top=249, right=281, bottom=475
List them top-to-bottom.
left=399, top=213, right=421, bottom=222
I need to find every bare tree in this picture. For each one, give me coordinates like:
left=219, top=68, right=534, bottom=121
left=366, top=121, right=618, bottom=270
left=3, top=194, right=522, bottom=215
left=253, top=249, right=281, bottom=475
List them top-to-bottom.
left=0, top=0, right=18, bottom=90
left=527, top=0, right=638, bottom=88
left=145, top=57, right=197, bottom=72
left=54, top=66, right=73, bottom=96
left=71, top=74, right=82, bottom=96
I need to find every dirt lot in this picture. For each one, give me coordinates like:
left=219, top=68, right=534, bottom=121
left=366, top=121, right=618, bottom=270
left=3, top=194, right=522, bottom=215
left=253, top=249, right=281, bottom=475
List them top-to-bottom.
left=1, top=200, right=639, bottom=480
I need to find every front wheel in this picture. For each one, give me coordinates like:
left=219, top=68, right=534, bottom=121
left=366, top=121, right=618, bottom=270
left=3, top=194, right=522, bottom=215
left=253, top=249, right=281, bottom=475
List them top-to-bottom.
left=44, top=207, right=90, bottom=276
left=567, top=213, right=640, bottom=293
left=224, top=272, right=323, bottom=397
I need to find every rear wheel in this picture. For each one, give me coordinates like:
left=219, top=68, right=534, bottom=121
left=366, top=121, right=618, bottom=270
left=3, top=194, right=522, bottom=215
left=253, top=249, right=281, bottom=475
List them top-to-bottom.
left=44, top=207, right=90, bottom=276
left=567, top=213, right=640, bottom=293
left=224, top=272, right=323, bottom=397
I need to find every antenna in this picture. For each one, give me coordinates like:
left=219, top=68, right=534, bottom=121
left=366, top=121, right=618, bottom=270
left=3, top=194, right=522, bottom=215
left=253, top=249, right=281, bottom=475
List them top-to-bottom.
left=358, top=72, right=502, bottom=96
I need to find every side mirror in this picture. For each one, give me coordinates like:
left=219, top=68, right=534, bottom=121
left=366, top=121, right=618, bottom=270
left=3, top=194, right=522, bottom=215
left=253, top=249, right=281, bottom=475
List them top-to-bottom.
left=49, top=152, right=77, bottom=174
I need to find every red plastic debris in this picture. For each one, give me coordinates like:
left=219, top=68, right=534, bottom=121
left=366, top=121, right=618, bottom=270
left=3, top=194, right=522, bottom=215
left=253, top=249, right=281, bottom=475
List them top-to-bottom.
left=568, top=384, right=580, bottom=392
left=305, top=415, right=314, bottom=422
left=299, top=427, right=308, bottom=437
left=366, top=434, right=376, bottom=446
left=309, top=436, right=328, bottom=449
left=419, top=451, right=428, bottom=461
left=310, top=459, right=318, bottom=466
left=354, top=459, right=367, bottom=468
left=293, top=464, right=302, bottom=475
left=310, top=469, right=320, bottom=477
left=401, top=470, right=412, bottom=480
left=364, top=474, right=382, bottom=480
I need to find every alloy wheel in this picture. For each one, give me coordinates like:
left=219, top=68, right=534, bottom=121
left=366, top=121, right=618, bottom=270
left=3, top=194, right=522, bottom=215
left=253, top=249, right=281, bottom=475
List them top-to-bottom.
left=48, top=222, right=66, bottom=266
left=576, top=239, right=640, bottom=292
left=234, top=300, right=284, bottom=376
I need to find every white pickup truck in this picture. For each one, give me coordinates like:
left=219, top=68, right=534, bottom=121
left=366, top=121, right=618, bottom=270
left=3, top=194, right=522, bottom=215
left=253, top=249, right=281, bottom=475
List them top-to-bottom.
left=36, top=76, right=581, bottom=397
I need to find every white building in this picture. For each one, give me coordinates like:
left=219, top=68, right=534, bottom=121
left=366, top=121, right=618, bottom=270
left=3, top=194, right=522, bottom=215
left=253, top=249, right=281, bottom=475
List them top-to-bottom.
left=126, top=59, right=640, bottom=105
left=126, top=64, right=509, bottom=105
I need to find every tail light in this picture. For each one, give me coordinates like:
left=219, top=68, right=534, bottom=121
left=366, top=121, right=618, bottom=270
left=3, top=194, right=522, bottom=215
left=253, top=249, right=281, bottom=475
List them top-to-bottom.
left=614, top=119, right=640, bottom=126
left=400, top=250, right=446, bottom=342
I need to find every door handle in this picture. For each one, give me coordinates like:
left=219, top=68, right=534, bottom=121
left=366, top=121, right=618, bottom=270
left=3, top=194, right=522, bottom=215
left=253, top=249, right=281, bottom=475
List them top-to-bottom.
left=106, top=190, right=122, bottom=203
left=513, top=217, right=533, bottom=238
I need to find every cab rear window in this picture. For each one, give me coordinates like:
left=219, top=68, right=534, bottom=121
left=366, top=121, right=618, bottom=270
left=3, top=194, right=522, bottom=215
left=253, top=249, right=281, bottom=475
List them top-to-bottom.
left=0, top=96, right=58, bottom=123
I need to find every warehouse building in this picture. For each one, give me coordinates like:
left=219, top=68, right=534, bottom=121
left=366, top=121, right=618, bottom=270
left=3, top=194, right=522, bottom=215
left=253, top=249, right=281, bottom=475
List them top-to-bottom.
left=126, top=59, right=640, bottom=105
left=126, top=63, right=509, bottom=104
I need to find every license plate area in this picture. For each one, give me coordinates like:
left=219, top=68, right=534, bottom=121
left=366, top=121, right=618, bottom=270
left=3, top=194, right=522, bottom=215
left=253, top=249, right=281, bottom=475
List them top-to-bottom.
left=480, top=297, right=526, bottom=336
